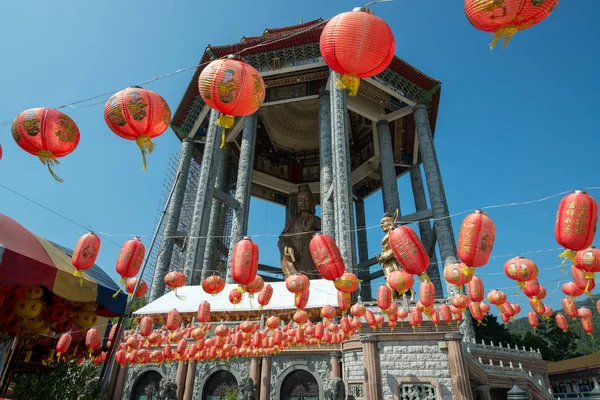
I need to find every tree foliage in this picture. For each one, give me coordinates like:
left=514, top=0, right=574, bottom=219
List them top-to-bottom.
left=12, top=361, right=106, bottom=400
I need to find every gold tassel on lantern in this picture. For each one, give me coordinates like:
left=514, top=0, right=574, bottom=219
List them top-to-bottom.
left=490, top=26, right=519, bottom=50
left=336, top=74, right=360, bottom=97
left=216, top=114, right=235, bottom=149
left=135, top=135, right=155, bottom=173
left=37, top=150, right=63, bottom=183
left=558, top=249, right=577, bottom=274
left=73, top=270, right=85, bottom=286
left=24, top=349, right=32, bottom=363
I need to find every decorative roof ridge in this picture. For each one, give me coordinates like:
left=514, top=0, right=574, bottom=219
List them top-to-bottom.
left=263, top=18, right=324, bottom=35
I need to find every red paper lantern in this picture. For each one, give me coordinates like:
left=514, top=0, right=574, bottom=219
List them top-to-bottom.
left=464, top=0, right=560, bottom=49
left=320, top=7, right=394, bottom=96
left=198, top=56, right=265, bottom=137
left=104, top=87, right=171, bottom=171
left=12, top=108, right=80, bottom=182
left=555, top=190, right=598, bottom=259
left=458, top=210, right=495, bottom=267
left=389, top=226, right=430, bottom=278
left=71, top=232, right=101, bottom=284
left=309, top=234, right=345, bottom=281
left=116, top=237, right=145, bottom=282
left=231, top=237, right=259, bottom=287
left=574, top=247, right=600, bottom=273
left=504, top=257, right=538, bottom=288
left=443, top=263, right=474, bottom=289
left=572, top=265, right=595, bottom=293
left=387, top=270, right=414, bottom=295
left=164, top=271, right=186, bottom=290
left=333, top=272, right=360, bottom=293
left=286, top=273, right=310, bottom=294
left=202, top=275, right=225, bottom=295
left=246, top=275, right=264, bottom=298
left=467, top=276, right=484, bottom=303
left=125, top=278, right=148, bottom=298
left=522, top=279, right=541, bottom=299
left=419, top=281, right=435, bottom=308
left=562, top=282, right=584, bottom=298
left=257, top=284, right=273, bottom=310
left=377, top=285, right=392, bottom=311
left=538, top=286, right=547, bottom=300
left=229, top=289, right=242, bottom=306
left=487, top=289, right=507, bottom=305
left=295, top=290, right=310, bottom=309
left=337, top=291, right=351, bottom=313
left=451, top=294, right=470, bottom=311
left=561, top=297, right=578, bottom=319
left=529, top=298, right=545, bottom=315
left=597, top=299, right=600, bottom=315
left=197, top=301, right=211, bottom=323
left=469, top=302, right=484, bottom=323
left=479, top=302, right=491, bottom=315
left=500, top=302, right=515, bottom=318
left=351, top=303, right=366, bottom=318
left=511, top=303, right=521, bottom=316
left=320, top=305, right=337, bottom=320
left=410, top=307, right=423, bottom=327
left=577, top=307, right=592, bottom=319
left=166, top=309, right=180, bottom=331
left=293, top=310, right=309, bottom=325
left=364, top=310, right=377, bottom=331
left=528, top=312, right=539, bottom=330
left=555, top=314, right=569, bottom=332
left=139, top=316, right=153, bottom=337
left=266, top=316, right=280, bottom=330
left=581, top=318, right=593, bottom=335
left=85, top=328, right=100, bottom=352
left=56, top=333, right=72, bottom=357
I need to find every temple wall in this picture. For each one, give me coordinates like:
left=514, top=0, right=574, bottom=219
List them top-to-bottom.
left=378, top=340, right=454, bottom=400
left=269, top=354, right=330, bottom=400
left=192, top=358, right=249, bottom=400
left=122, top=362, right=178, bottom=400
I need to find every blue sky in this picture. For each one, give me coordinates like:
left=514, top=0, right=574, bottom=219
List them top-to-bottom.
left=0, top=1, right=598, bottom=313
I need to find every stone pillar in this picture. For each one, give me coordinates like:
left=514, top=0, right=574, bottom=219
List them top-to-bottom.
left=330, top=70, right=354, bottom=267
left=319, top=90, right=335, bottom=239
left=414, top=105, right=475, bottom=342
left=183, top=110, right=222, bottom=283
left=226, top=113, right=258, bottom=283
left=377, top=120, right=401, bottom=215
left=149, top=138, right=195, bottom=301
left=200, top=146, right=228, bottom=282
left=409, top=165, right=443, bottom=296
left=355, top=198, right=371, bottom=300
left=444, top=333, right=473, bottom=400
left=360, top=335, right=382, bottom=400
left=330, top=351, right=342, bottom=379
left=259, top=356, right=272, bottom=400
left=249, top=357, right=261, bottom=392
left=183, top=360, right=196, bottom=400
left=175, top=361, right=188, bottom=400
left=107, top=363, right=120, bottom=400
left=112, top=365, right=127, bottom=400
left=589, top=377, right=600, bottom=400
left=507, top=380, right=528, bottom=400
left=476, top=385, right=492, bottom=400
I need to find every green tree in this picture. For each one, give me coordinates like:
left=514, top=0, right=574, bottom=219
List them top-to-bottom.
left=473, top=314, right=521, bottom=347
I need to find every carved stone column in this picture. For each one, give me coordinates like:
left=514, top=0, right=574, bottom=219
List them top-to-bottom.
left=319, top=89, right=335, bottom=239
left=226, top=113, right=258, bottom=283
left=377, top=120, right=401, bottom=215
left=149, top=137, right=195, bottom=301
left=355, top=198, right=371, bottom=300
left=444, top=332, right=473, bottom=400
left=360, top=335, right=382, bottom=400
left=330, top=351, right=342, bottom=379
left=259, top=356, right=272, bottom=400
left=250, top=357, right=261, bottom=391
left=183, top=360, right=196, bottom=400
left=175, top=361, right=188, bottom=400
left=107, top=363, right=120, bottom=400
left=112, top=365, right=127, bottom=400
left=476, top=385, right=492, bottom=400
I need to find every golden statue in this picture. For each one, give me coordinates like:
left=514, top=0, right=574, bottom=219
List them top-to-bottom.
left=278, top=185, right=322, bottom=279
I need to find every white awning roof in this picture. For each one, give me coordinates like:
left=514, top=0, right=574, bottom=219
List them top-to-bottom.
left=134, top=279, right=339, bottom=315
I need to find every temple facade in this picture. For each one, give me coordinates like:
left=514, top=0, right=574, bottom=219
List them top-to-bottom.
left=113, top=19, right=555, bottom=400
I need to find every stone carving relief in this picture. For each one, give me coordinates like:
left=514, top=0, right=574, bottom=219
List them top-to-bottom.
left=324, top=377, right=346, bottom=400
left=348, top=383, right=364, bottom=398
left=400, top=383, right=438, bottom=400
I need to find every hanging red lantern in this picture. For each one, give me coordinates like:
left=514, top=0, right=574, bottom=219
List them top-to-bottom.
left=464, top=0, right=560, bottom=49
left=320, top=7, right=394, bottom=96
left=198, top=56, right=265, bottom=145
left=104, top=87, right=171, bottom=171
left=12, top=108, right=80, bottom=182
left=555, top=190, right=598, bottom=263
left=458, top=210, right=495, bottom=267
left=389, top=226, right=430, bottom=279
left=71, top=232, right=101, bottom=285
left=309, top=234, right=345, bottom=281
left=115, top=237, right=145, bottom=285
left=231, top=237, right=259, bottom=287
left=574, top=246, right=600, bottom=274
left=504, top=257, right=538, bottom=289
left=443, top=263, right=473, bottom=290
left=572, top=265, right=596, bottom=293
left=387, top=270, right=414, bottom=295
left=164, top=271, right=186, bottom=290
left=334, top=272, right=360, bottom=293
left=202, top=275, right=225, bottom=295
left=246, top=275, right=264, bottom=298
left=467, top=276, right=484, bottom=303
left=125, top=278, right=148, bottom=298
left=522, top=279, right=541, bottom=299
left=419, top=281, right=435, bottom=308
left=562, top=282, right=584, bottom=299
left=257, top=284, right=273, bottom=310
left=377, top=285, right=392, bottom=311
left=538, top=286, right=547, bottom=300
left=229, top=289, right=242, bottom=306
left=487, top=289, right=507, bottom=306
left=295, top=290, right=310, bottom=309
left=337, top=291, right=351, bottom=313
left=451, top=294, right=470, bottom=311
left=561, top=297, right=578, bottom=320
left=529, top=298, right=545, bottom=315
left=597, top=299, right=600, bottom=315
left=197, top=301, right=211, bottom=323
left=469, top=302, right=484, bottom=324
left=479, top=302, right=491, bottom=316
left=500, top=302, right=515, bottom=318
left=351, top=303, right=366, bottom=318
left=511, top=303, right=521, bottom=316
left=439, top=304, right=453, bottom=326
left=321, top=305, right=337, bottom=321
left=410, top=307, right=423, bottom=328
left=577, top=307, right=592, bottom=319
left=166, top=309, right=180, bottom=331
left=293, top=310, right=309, bottom=325
left=364, top=310, right=377, bottom=331
left=527, top=311, right=539, bottom=332
left=555, top=314, right=569, bottom=332
left=139, top=316, right=153, bottom=337
left=266, top=316, right=280, bottom=330
left=581, top=318, right=594, bottom=335
left=85, top=328, right=100, bottom=355
left=56, top=333, right=72, bottom=358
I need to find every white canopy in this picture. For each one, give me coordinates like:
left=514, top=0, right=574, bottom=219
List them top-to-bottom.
left=134, top=279, right=339, bottom=315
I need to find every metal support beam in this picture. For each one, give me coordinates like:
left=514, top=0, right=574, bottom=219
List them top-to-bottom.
left=213, top=188, right=240, bottom=210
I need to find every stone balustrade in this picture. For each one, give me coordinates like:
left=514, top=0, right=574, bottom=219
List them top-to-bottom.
left=464, top=338, right=543, bottom=360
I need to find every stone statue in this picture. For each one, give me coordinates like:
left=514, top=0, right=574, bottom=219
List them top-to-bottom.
left=278, top=185, right=322, bottom=278
left=238, top=377, right=258, bottom=400
left=324, top=377, right=346, bottom=400
left=157, top=378, right=177, bottom=400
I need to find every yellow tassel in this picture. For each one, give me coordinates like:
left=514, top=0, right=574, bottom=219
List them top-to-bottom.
left=490, top=26, right=519, bottom=50
left=336, top=74, right=360, bottom=96
left=216, top=115, right=234, bottom=129
left=135, top=135, right=155, bottom=173
left=37, top=150, right=64, bottom=183
left=73, top=270, right=85, bottom=286
left=418, top=272, right=430, bottom=282
left=113, top=277, right=126, bottom=298
left=72, top=343, right=79, bottom=357
left=24, top=350, right=32, bottom=363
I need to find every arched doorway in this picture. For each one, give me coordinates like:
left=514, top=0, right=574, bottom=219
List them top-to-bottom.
left=131, top=370, right=162, bottom=400
left=203, top=370, right=238, bottom=400
left=280, top=370, right=320, bottom=400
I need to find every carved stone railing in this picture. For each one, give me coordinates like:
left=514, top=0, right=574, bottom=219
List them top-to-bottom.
left=464, top=339, right=543, bottom=360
